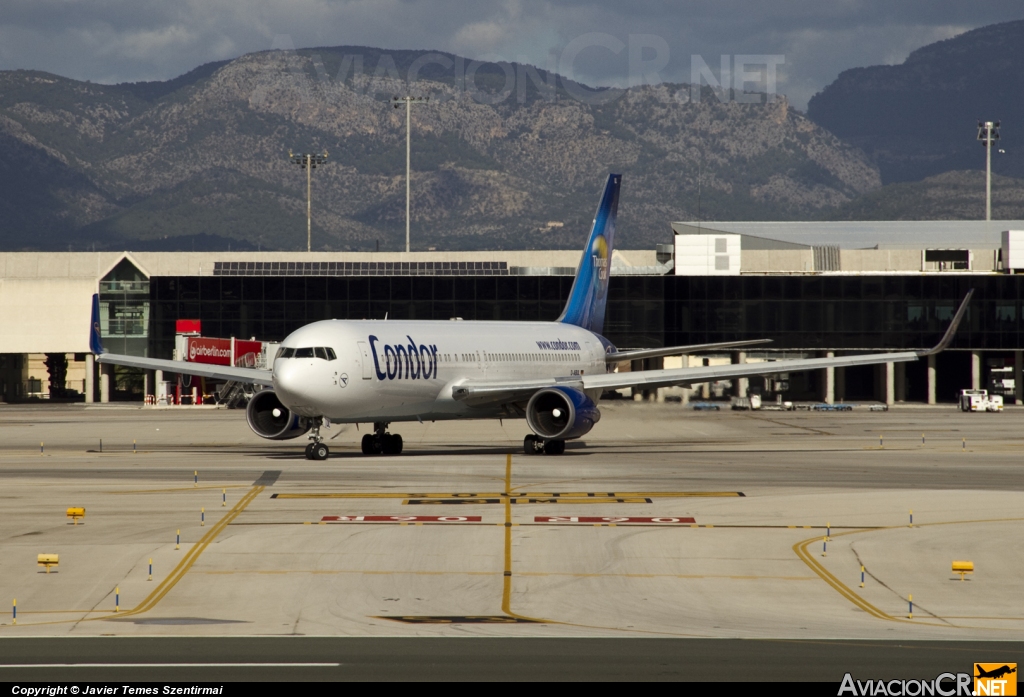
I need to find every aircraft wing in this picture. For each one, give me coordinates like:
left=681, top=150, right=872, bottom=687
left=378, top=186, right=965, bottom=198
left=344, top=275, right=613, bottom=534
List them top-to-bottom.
left=605, top=339, right=771, bottom=364
left=583, top=350, right=918, bottom=393
left=452, top=351, right=918, bottom=406
left=95, top=353, right=274, bottom=387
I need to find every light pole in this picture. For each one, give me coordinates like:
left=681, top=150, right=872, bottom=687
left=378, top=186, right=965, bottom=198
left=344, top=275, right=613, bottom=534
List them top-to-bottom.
left=392, top=96, right=429, bottom=253
left=977, top=121, right=1001, bottom=221
left=289, top=150, right=329, bottom=252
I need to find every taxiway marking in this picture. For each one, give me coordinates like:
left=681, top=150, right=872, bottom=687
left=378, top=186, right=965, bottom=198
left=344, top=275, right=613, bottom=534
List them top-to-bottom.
left=107, top=485, right=250, bottom=495
left=113, top=485, right=264, bottom=619
left=3, top=486, right=264, bottom=628
left=271, top=491, right=743, bottom=499
left=404, top=497, right=653, bottom=504
left=321, top=515, right=481, bottom=522
left=536, top=516, right=696, bottom=524
left=191, top=569, right=817, bottom=581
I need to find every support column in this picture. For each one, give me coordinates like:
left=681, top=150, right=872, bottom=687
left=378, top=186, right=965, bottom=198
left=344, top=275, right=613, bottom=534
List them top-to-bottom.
left=1014, top=350, right=1023, bottom=405
left=732, top=351, right=747, bottom=398
left=822, top=351, right=835, bottom=404
left=971, top=351, right=982, bottom=391
left=84, top=354, right=95, bottom=404
left=927, top=354, right=937, bottom=405
left=681, top=355, right=690, bottom=404
left=646, top=357, right=663, bottom=402
left=701, top=358, right=710, bottom=400
left=631, top=359, right=643, bottom=401
left=895, top=361, right=906, bottom=403
left=885, top=362, right=895, bottom=406
left=100, top=363, right=111, bottom=403
left=835, top=364, right=845, bottom=403
left=155, top=369, right=164, bottom=404
left=143, top=371, right=151, bottom=403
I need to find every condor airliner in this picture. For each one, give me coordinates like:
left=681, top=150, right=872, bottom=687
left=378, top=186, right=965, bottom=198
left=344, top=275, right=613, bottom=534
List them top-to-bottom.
left=94, top=174, right=971, bottom=460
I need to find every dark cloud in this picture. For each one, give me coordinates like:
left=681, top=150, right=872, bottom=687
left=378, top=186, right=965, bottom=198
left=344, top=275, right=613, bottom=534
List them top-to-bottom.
left=0, top=0, right=1020, bottom=108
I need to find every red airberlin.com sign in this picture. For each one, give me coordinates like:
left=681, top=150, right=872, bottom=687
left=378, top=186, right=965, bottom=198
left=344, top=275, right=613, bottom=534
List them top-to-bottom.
left=185, top=338, right=263, bottom=366
left=321, top=516, right=481, bottom=522
left=534, top=516, right=696, bottom=524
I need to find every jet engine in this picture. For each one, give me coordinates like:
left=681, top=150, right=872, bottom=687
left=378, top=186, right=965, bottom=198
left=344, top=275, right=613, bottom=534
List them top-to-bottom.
left=525, top=386, right=601, bottom=440
left=245, top=389, right=311, bottom=440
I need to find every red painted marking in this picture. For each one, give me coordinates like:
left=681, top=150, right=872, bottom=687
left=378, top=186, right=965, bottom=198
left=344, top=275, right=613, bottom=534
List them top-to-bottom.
left=321, top=515, right=481, bottom=522
left=534, top=516, right=696, bottom=524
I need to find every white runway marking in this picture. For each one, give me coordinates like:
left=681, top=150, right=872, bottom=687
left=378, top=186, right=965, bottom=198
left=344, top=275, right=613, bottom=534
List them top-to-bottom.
left=0, top=663, right=341, bottom=668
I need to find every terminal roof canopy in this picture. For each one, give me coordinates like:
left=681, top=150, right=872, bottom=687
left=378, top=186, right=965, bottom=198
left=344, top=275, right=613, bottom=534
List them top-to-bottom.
left=671, top=221, right=1024, bottom=250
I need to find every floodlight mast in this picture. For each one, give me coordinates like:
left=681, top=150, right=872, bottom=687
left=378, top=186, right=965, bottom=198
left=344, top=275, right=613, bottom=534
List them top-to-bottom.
left=393, top=96, right=429, bottom=253
left=977, top=121, right=1001, bottom=221
left=289, top=150, right=329, bottom=252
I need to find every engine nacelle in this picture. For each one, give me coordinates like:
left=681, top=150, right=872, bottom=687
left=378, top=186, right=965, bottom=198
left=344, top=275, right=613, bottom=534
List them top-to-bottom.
left=526, top=386, right=601, bottom=441
left=245, top=389, right=311, bottom=440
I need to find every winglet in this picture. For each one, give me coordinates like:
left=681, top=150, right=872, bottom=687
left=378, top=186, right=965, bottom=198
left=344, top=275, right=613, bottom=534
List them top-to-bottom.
left=917, top=289, right=973, bottom=356
left=89, top=293, right=104, bottom=355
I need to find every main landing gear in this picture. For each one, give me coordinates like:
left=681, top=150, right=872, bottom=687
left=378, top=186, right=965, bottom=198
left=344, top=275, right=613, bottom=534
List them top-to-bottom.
left=305, top=418, right=330, bottom=461
left=361, top=422, right=403, bottom=455
left=523, top=434, right=565, bottom=456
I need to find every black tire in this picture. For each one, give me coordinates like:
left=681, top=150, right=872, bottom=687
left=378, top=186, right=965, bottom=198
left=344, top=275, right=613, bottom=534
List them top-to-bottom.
left=361, top=434, right=374, bottom=455
left=392, top=434, right=403, bottom=454
left=524, top=434, right=541, bottom=455
left=544, top=439, right=565, bottom=455
left=304, top=443, right=315, bottom=460
left=312, top=443, right=329, bottom=461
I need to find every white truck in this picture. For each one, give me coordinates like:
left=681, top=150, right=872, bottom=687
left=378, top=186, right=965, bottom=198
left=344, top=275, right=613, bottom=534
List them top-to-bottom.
left=959, top=389, right=1003, bottom=412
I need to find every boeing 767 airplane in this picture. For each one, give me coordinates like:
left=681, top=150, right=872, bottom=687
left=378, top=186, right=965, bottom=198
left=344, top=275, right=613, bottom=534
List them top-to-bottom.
left=94, top=174, right=971, bottom=460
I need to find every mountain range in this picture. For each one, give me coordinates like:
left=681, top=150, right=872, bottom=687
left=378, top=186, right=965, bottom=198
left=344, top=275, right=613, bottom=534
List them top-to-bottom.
left=2, top=21, right=1024, bottom=252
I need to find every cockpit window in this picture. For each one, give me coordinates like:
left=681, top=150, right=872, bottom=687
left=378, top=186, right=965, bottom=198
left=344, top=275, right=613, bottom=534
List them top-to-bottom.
left=279, top=346, right=335, bottom=360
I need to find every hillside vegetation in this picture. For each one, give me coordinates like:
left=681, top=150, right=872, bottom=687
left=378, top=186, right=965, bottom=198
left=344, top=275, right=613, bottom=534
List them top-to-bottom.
left=808, top=19, right=1024, bottom=185
left=0, top=48, right=880, bottom=251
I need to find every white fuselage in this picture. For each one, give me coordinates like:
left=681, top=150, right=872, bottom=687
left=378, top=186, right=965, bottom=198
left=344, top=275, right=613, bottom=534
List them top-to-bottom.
left=271, top=320, right=610, bottom=423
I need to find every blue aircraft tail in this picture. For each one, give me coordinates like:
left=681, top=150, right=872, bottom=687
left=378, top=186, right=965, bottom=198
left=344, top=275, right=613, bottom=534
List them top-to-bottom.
left=557, top=173, right=621, bottom=335
left=89, top=294, right=104, bottom=354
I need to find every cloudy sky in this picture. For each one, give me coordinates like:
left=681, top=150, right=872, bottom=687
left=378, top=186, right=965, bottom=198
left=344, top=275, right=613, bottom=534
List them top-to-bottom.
left=0, top=0, right=1021, bottom=110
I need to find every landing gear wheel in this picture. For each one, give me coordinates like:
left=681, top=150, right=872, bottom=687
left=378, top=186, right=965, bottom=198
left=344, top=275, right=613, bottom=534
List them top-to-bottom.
left=382, top=433, right=404, bottom=455
left=361, top=434, right=378, bottom=455
left=523, top=434, right=543, bottom=455
left=543, top=439, right=565, bottom=455
left=304, top=443, right=315, bottom=460
left=311, top=443, right=329, bottom=461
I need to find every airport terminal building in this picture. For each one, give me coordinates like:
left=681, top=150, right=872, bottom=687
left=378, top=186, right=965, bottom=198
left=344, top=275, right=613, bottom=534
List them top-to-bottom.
left=3, top=219, right=1024, bottom=405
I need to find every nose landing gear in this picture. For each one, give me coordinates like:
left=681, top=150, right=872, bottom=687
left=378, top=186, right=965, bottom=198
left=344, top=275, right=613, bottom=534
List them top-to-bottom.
left=304, top=418, right=330, bottom=460
left=361, top=422, right=403, bottom=455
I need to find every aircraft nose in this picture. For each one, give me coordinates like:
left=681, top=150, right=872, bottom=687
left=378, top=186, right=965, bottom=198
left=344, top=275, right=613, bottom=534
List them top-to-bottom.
left=273, top=359, right=305, bottom=404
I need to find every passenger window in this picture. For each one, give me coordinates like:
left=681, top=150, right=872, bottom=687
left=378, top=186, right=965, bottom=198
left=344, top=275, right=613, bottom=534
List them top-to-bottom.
left=295, top=347, right=314, bottom=358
